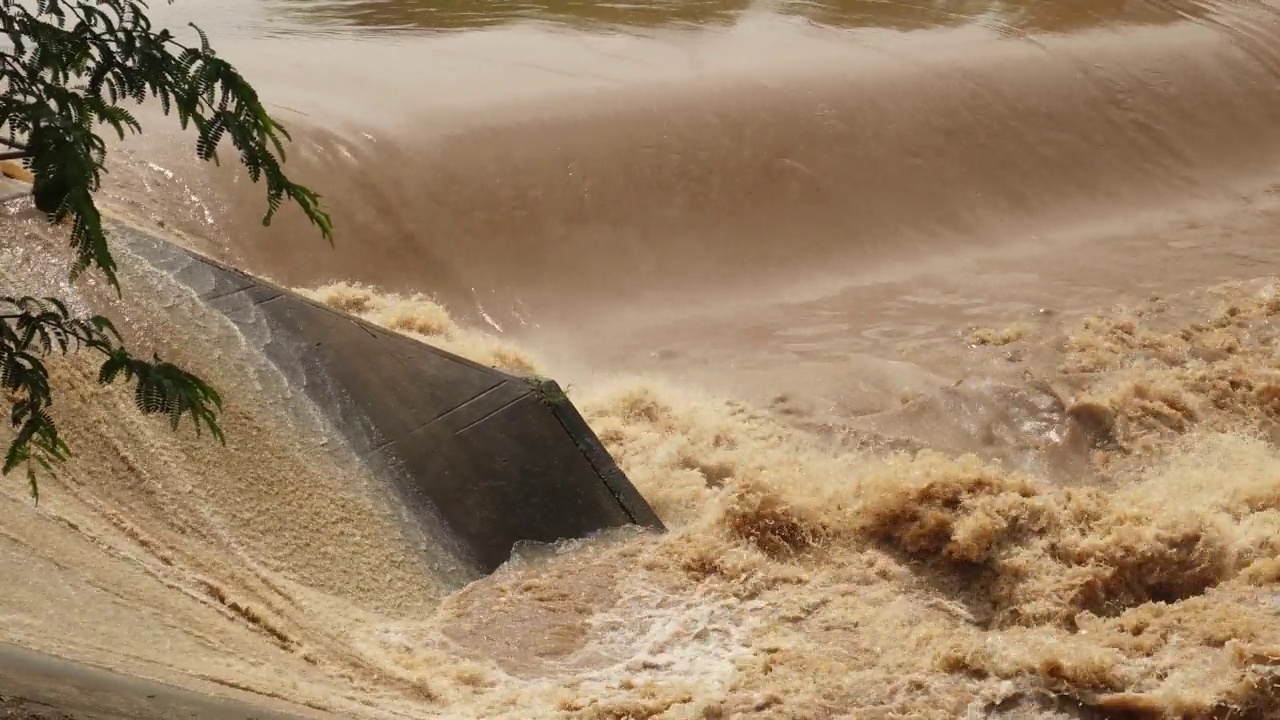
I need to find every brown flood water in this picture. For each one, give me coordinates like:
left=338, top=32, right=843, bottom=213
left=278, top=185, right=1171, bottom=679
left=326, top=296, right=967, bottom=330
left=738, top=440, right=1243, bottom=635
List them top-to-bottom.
left=7, top=0, right=1280, bottom=717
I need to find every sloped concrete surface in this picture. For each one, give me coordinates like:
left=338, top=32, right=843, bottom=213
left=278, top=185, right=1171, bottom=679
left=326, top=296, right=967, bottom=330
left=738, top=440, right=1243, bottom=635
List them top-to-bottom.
left=114, top=224, right=663, bottom=580
left=0, top=643, right=327, bottom=720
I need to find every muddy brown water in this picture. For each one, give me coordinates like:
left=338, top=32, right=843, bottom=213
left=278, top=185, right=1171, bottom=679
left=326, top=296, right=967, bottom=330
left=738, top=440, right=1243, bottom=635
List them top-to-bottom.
left=6, top=0, right=1280, bottom=717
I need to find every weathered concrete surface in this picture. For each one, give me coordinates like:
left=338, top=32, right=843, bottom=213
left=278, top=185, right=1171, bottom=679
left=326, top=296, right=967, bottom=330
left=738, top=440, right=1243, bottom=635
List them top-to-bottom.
left=111, top=223, right=663, bottom=580
left=0, top=643, right=327, bottom=720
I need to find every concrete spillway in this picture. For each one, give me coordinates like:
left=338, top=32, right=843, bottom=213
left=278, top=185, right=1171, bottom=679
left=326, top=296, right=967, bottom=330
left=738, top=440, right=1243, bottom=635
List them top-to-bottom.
left=114, top=223, right=663, bottom=580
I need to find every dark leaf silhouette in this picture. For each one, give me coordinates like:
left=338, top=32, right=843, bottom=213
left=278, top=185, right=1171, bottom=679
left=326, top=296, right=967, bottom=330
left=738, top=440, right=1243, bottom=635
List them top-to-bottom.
left=0, top=0, right=331, bottom=495
left=0, top=295, right=227, bottom=498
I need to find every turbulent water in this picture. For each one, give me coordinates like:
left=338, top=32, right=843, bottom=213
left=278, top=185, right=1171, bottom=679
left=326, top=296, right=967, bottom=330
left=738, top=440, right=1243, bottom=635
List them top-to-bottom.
left=6, top=0, right=1280, bottom=717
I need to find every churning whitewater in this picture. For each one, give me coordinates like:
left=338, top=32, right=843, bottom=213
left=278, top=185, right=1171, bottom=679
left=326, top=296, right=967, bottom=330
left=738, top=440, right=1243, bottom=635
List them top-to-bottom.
left=6, top=0, right=1280, bottom=717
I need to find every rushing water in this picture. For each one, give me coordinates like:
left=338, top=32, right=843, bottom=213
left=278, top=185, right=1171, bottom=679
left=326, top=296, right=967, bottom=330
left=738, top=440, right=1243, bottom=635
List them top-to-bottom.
left=5, top=0, right=1280, bottom=717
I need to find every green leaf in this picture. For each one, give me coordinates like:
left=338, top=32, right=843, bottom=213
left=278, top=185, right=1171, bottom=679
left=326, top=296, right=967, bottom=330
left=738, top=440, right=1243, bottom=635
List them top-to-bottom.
left=1, top=0, right=330, bottom=496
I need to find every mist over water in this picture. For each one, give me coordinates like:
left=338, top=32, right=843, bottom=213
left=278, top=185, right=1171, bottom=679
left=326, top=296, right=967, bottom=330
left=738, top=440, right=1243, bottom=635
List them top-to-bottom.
left=7, top=0, right=1280, bottom=717
left=165, top=0, right=1280, bottom=403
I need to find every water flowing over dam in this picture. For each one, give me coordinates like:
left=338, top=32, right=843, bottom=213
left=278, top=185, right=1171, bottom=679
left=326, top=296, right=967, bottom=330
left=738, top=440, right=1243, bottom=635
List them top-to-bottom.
left=6, top=0, right=1280, bottom=717
left=118, top=225, right=663, bottom=580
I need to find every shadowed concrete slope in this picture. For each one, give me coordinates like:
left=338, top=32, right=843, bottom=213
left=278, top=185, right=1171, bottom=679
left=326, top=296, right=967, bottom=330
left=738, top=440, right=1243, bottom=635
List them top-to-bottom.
left=113, top=222, right=663, bottom=581
left=0, top=643, right=327, bottom=720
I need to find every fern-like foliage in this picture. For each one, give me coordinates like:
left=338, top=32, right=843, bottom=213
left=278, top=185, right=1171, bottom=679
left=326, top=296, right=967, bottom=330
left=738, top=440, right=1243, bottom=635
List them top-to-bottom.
left=0, top=0, right=332, bottom=496
left=1, top=0, right=333, bottom=287
left=0, top=296, right=223, bottom=501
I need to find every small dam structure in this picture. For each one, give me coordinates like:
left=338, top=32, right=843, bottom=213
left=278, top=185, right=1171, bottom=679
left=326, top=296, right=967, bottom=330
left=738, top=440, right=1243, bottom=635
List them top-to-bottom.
left=2, top=158, right=662, bottom=581
left=115, top=224, right=665, bottom=576
left=114, top=225, right=664, bottom=578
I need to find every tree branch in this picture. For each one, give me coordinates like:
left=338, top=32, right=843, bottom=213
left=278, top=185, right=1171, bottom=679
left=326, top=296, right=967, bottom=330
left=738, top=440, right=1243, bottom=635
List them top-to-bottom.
left=0, top=0, right=331, bottom=495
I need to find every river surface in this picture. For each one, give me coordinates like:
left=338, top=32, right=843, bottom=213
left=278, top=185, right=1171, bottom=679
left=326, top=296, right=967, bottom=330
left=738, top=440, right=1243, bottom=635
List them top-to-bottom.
left=5, top=0, right=1280, bottom=717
